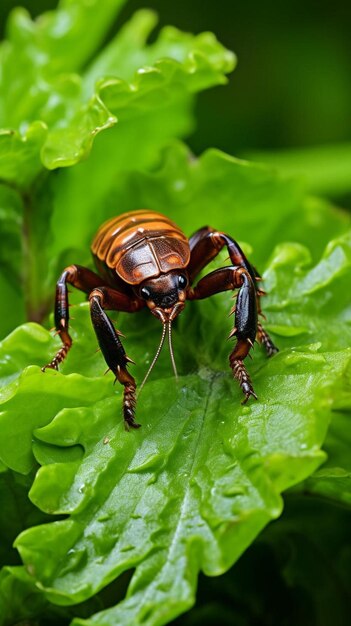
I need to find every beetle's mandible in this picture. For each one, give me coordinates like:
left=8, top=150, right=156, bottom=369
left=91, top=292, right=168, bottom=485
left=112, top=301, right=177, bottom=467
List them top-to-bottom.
left=43, top=210, right=278, bottom=429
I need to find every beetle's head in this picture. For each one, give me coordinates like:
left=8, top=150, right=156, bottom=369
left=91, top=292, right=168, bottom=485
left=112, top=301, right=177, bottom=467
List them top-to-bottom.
left=135, top=270, right=188, bottom=322
left=134, top=271, right=188, bottom=391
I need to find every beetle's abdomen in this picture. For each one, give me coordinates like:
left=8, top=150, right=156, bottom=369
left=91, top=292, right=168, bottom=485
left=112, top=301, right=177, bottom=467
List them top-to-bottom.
left=91, top=210, right=190, bottom=285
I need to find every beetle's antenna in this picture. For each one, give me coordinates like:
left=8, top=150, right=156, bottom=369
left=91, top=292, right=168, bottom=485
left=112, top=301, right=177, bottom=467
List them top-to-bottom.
left=168, top=321, right=178, bottom=380
left=138, top=322, right=168, bottom=394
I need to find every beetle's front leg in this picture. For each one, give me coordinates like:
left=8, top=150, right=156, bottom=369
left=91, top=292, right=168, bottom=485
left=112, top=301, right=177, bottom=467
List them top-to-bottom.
left=42, top=265, right=106, bottom=371
left=188, top=266, right=258, bottom=403
left=89, top=287, right=142, bottom=430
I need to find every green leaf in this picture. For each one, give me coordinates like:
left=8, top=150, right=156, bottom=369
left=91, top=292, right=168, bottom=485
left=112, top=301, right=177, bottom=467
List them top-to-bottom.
left=0, top=0, right=234, bottom=180
left=0, top=0, right=128, bottom=185
left=6, top=0, right=128, bottom=76
left=0, top=3, right=234, bottom=333
left=1, top=3, right=351, bottom=623
left=84, top=9, right=235, bottom=95
left=41, top=15, right=234, bottom=171
left=47, top=23, right=235, bottom=258
left=0, top=124, right=47, bottom=188
left=46, top=142, right=351, bottom=328
left=72, top=142, right=349, bottom=269
left=1, top=229, right=350, bottom=625
left=262, top=230, right=351, bottom=351
left=263, top=230, right=351, bottom=509
left=7, top=349, right=350, bottom=625
left=0, top=364, right=111, bottom=475
left=301, top=366, right=351, bottom=505
left=175, top=494, right=351, bottom=626
left=0, top=566, right=108, bottom=626
left=0, top=568, right=50, bottom=626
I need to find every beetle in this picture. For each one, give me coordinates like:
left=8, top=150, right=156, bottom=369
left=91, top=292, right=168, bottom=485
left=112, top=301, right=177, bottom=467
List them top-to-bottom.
left=43, top=210, right=278, bottom=429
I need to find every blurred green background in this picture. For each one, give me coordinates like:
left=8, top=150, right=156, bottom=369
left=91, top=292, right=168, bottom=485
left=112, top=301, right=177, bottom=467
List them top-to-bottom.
left=1, top=0, right=351, bottom=207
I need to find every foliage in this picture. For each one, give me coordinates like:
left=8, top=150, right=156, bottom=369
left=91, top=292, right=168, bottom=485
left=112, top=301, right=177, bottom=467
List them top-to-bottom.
left=0, top=0, right=234, bottom=336
left=0, top=1, right=351, bottom=626
left=247, top=143, right=351, bottom=196
left=172, top=494, right=351, bottom=626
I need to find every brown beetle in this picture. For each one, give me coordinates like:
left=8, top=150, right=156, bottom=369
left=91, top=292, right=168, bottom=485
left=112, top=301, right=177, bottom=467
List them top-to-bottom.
left=43, top=210, right=278, bottom=429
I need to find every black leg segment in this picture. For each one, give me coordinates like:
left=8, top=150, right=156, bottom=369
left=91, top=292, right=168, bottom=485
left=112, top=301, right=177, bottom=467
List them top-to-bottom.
left=188, top=227, right=257, bottom=286
left=43, top=265, right=107, bottom=371
left=188, top=266, right=258, bottom=402
left=89, top=287, right=141, bottom=430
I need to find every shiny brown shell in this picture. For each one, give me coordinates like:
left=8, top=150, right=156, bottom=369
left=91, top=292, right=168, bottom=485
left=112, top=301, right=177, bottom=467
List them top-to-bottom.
left=91, top=210, right=190, bottom=285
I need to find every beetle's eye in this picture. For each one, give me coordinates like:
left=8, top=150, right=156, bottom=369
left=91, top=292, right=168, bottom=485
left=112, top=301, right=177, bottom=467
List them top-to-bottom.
left=178, top=274, right=188, bottom=289
left=140, top=286, right=151, bottom=299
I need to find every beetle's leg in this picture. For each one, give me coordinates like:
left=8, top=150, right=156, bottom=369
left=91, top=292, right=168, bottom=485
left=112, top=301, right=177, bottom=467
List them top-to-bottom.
left=188, top=227, right=256, bottom=284
left=188, top=228, right=278, bottom=357
left=42, top=265, right=110, bottom=371
left=251, top=265, right=278, bottom=355
left=188, top=266, right=258, bottom=403
left=89, top=287, right=143, bottom=430
left=257, top=321, right=279, bottom=357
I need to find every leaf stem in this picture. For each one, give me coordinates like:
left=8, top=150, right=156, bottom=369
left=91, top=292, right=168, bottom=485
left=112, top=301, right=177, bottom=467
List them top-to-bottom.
left=0, top=175, right=51, bottom=324
left=21, top=184, right=51, bottom=324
